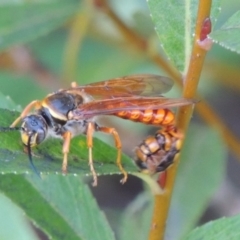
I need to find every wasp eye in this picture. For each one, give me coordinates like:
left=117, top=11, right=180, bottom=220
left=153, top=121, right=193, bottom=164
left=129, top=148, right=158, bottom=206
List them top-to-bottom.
left=21, top=114, right=48, bottom=146
left=30, top=119, right=38, bottom=126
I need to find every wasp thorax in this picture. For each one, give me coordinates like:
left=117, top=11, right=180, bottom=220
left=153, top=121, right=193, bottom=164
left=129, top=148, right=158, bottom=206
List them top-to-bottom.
left=21, top=114, right=48, bottom=147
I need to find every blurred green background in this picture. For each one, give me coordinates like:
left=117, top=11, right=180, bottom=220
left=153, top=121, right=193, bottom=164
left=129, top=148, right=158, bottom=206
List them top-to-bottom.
left=0, top=0, right=240, bottom=239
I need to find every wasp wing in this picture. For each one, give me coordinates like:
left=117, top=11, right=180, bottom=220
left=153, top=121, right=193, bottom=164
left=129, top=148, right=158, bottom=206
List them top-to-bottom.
left=68, top=74, right=173, bottom=98
left=72, top=97, right=194, bottom=119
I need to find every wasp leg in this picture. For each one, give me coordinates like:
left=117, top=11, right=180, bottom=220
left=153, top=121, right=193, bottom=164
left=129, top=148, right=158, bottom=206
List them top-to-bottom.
left=10, top=100, right=41, bottom=127
left=86, top=122, right=98, bottom=186
left=97, top=126, right=128, bottom=184
left=62, top=131, right=72, bottom=174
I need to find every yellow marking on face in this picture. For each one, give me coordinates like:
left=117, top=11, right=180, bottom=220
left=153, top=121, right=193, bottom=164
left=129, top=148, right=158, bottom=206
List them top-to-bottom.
left=21, top=132, right=37, bottom=147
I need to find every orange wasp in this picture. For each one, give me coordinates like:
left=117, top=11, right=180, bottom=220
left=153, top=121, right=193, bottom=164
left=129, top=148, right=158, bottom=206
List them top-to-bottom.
left=10, top=74, right=193, bottom=186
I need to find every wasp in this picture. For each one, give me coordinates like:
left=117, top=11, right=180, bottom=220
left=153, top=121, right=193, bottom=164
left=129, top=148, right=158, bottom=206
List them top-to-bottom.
left=9, top=74, right=193, bottom=186
left=134, top=127, right=182, bottom=174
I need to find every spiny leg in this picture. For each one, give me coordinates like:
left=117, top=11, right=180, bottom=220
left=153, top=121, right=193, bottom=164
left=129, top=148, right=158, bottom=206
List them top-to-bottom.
left=10, top=100, right=41, bottom=127
left=86, top=122, right=98, bottom=186
left=97, top=126, right=128, bottom=184
left=62, top=131, right=72, bottom=174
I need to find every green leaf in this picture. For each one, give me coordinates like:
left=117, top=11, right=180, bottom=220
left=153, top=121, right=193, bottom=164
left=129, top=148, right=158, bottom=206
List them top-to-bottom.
left=0, top=0, right=80, bottom=51
left=147, top=0, right=221, bottom=71
left=211, top=11, right=240, bottom=54
left=0, top=109, right=136, bottom=178
left=166, top=124, right=226, bottom=239
left=0, top=174, right=115, bottom=240
left=0, top=175, right=79, bottom=240
left=0, top=193, right=38, bottom=240
left=185, top=214, right=240, bottom=240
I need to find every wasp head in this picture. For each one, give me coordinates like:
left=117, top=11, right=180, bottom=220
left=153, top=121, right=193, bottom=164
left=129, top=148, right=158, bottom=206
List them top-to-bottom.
left=21, top=114, right=48, bottom=147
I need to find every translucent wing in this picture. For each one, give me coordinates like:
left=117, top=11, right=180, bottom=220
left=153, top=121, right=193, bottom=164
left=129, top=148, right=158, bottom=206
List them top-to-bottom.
left=68, top=74, right=173, bottom=98
left=72, top=97, right=194, bottom=119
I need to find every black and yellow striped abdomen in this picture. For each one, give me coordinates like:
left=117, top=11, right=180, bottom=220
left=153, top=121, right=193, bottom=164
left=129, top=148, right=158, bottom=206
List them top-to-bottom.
left=134, top=128, right=182, bottom=174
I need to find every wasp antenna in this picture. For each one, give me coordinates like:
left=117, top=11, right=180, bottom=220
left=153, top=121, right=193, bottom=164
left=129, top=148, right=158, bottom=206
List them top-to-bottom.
left=0, top=126, right=21, bottom=132
left=27, top=134, right=41, bottom=179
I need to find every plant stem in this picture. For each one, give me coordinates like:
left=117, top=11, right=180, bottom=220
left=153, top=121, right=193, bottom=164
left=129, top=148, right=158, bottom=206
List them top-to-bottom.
left=148, top=2, right=213, bottom=240
left=177, top=2, right=212, bottom=130
left=147, top=163, right=179, bottom=240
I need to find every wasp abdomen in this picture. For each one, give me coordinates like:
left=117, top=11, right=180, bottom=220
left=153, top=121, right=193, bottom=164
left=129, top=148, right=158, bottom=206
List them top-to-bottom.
left=115, top=109, right=175, bottom=126
left=134, top=129, right=182, bottom=174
